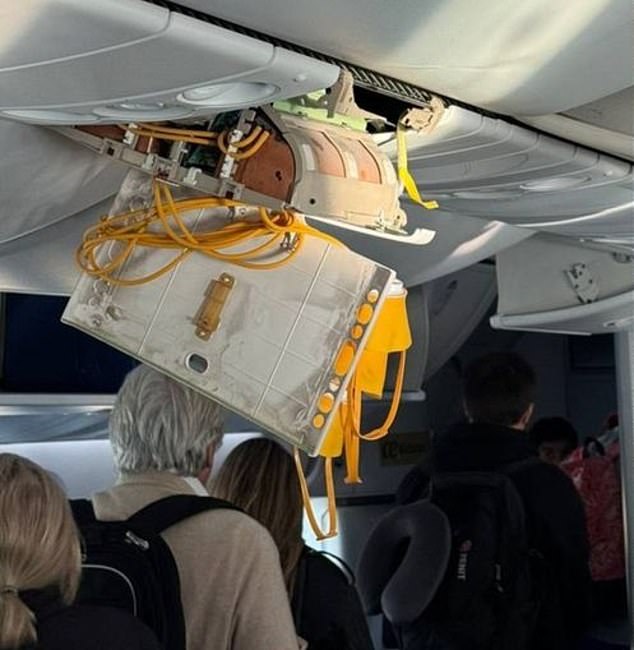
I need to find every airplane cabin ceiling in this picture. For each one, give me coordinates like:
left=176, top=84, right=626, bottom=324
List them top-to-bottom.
left=0, top=0, right=631, bottom=297
left=175, top=0, right=634, bottom=116
left=563, top=87, right=634, bottom=136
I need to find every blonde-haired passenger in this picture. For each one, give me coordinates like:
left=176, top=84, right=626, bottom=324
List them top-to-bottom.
left=211, top=438, right=374, bottom=650
left=0, top=454, right=160, bottom=650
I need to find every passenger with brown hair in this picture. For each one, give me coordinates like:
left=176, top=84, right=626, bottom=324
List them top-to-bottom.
left=211, top=438, right=374, bottom=650
left=0, top=453, right=160, bottom=650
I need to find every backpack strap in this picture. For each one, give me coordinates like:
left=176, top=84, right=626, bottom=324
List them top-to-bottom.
left=501, top=456, right=543, bottom=476
left=127, top=494, right=241, bottom=535
left=70, top=498, right=97, bottom=524
left=292, top=547, right=309, bottom=628
left=314, top=550, right=356, bottom=585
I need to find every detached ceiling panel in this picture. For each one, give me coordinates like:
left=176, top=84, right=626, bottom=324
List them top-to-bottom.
left=0, top=0, right=339, bottom=125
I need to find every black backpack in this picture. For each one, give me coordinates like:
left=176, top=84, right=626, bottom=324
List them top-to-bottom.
left=402, top=463, right=544, bottom=650
left=71, top=495, right=240, bottom=650
left=292, top=548, right=375, bottom=650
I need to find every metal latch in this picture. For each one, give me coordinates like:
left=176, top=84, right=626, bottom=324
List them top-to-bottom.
left=400, top=98, right=445, bottom=134
left=565, top=263, right=599, bottom=304
left=194, top=273, right=235, bottom=340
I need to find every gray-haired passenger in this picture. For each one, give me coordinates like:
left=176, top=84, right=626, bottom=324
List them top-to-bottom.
left=92, top=365, right=300, bottom=650
left=109, top=365, right=223, bottom=479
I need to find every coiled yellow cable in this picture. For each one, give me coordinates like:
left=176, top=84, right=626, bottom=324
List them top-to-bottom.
left=76, top=180, right=342, bottom=287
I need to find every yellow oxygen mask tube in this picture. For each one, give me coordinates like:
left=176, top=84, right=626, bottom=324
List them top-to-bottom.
left=295, top=279, right=412, bottom=539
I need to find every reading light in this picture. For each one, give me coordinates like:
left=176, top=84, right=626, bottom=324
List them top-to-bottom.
left=177, top=82, right=278, bottom=107
left=93, top=105, right=192, bottom=121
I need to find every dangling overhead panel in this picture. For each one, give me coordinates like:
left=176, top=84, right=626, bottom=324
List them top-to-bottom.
left=0, top=0, right=339, bottom=125
left=62, top=171, right=396, bottom=455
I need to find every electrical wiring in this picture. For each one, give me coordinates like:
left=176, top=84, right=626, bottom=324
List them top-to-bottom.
left=123, top=122, right=270, bottom=158
left=135, top=123, right=219, bottom=139
left=216, top=128, right=271, bottom=160
left=126, top=129, right=215, bottom=146
left=76, top=180, right=343, bottom=287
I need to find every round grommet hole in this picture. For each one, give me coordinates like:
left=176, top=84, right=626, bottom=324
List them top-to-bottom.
left=186, top=353, right=209, bottom=374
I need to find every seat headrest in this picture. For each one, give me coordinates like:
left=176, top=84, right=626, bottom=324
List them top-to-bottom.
left=357, top=500, right=450, bottom=625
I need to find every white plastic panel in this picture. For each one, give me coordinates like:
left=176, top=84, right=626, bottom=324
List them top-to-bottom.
left=0, top=0, right=339, bottom=125
left=178, top=0, right=633, bottom=115
left=563, top=86, right=634, bottom=136
left=379, top=106, right=634, bottom=248
left=519, top=112, right=634, bottom=163
left=0, top=122, right=125, bottom=243
left=62, top=175, right=395, bottom=454
left=0, top=200, right=111, bottom=296
left=310, top=208, right=533, bottom=287
left=492, top=235, right=634, bottom=334
left=424, top=264, right=497, bottom=377
left=491, top=292, right=634, bottom=335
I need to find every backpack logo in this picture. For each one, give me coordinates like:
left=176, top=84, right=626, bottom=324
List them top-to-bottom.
left=457, top=540, right=472, bottom=581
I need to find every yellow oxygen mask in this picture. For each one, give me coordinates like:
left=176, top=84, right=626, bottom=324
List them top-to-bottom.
left=295, top=279, right=412, bottom=539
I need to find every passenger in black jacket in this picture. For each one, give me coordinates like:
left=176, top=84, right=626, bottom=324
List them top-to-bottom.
left=397, top=352, right=592, bottom=650
left=212, top=438, right=374, bottom=650
left=0, top=453, right=160, bottom=650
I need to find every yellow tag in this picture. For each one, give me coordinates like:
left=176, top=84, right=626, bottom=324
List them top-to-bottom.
left=396, top=122, right=439, bottom=210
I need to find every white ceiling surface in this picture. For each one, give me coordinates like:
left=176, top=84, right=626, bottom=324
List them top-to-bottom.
left=0, top=0, right=338, bottom=125
left=0, top=0, right=630, bottom=295
left=180, top=0, right=633, bottom=116
left=519, top=86, right=634, bottom=161
left=563, top=87, right=634, bottom=136
left=380, top=106, right=634, bottom=249
left=0, top=123, right=126, bottom=243
left=0, top=199, right=111, bottom=296
left=313, top=210, right=532, bottom=287
left=424, top=264, right=497, bottom=378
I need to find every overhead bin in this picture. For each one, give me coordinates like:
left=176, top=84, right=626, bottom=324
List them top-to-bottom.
left=0, top=0, right=338, bottom=125
left=380, top=106, right=634, bottom=252
left=491, top=235, right=634, bottom=335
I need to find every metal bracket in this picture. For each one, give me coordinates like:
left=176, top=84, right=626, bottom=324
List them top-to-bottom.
left=325, top=70, right=383, bottom=122
left=400, top=97, right=445, bottom=134
left=565, top=262, right=599, bottom=304
left=194, top=273, right=235, bottom=340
